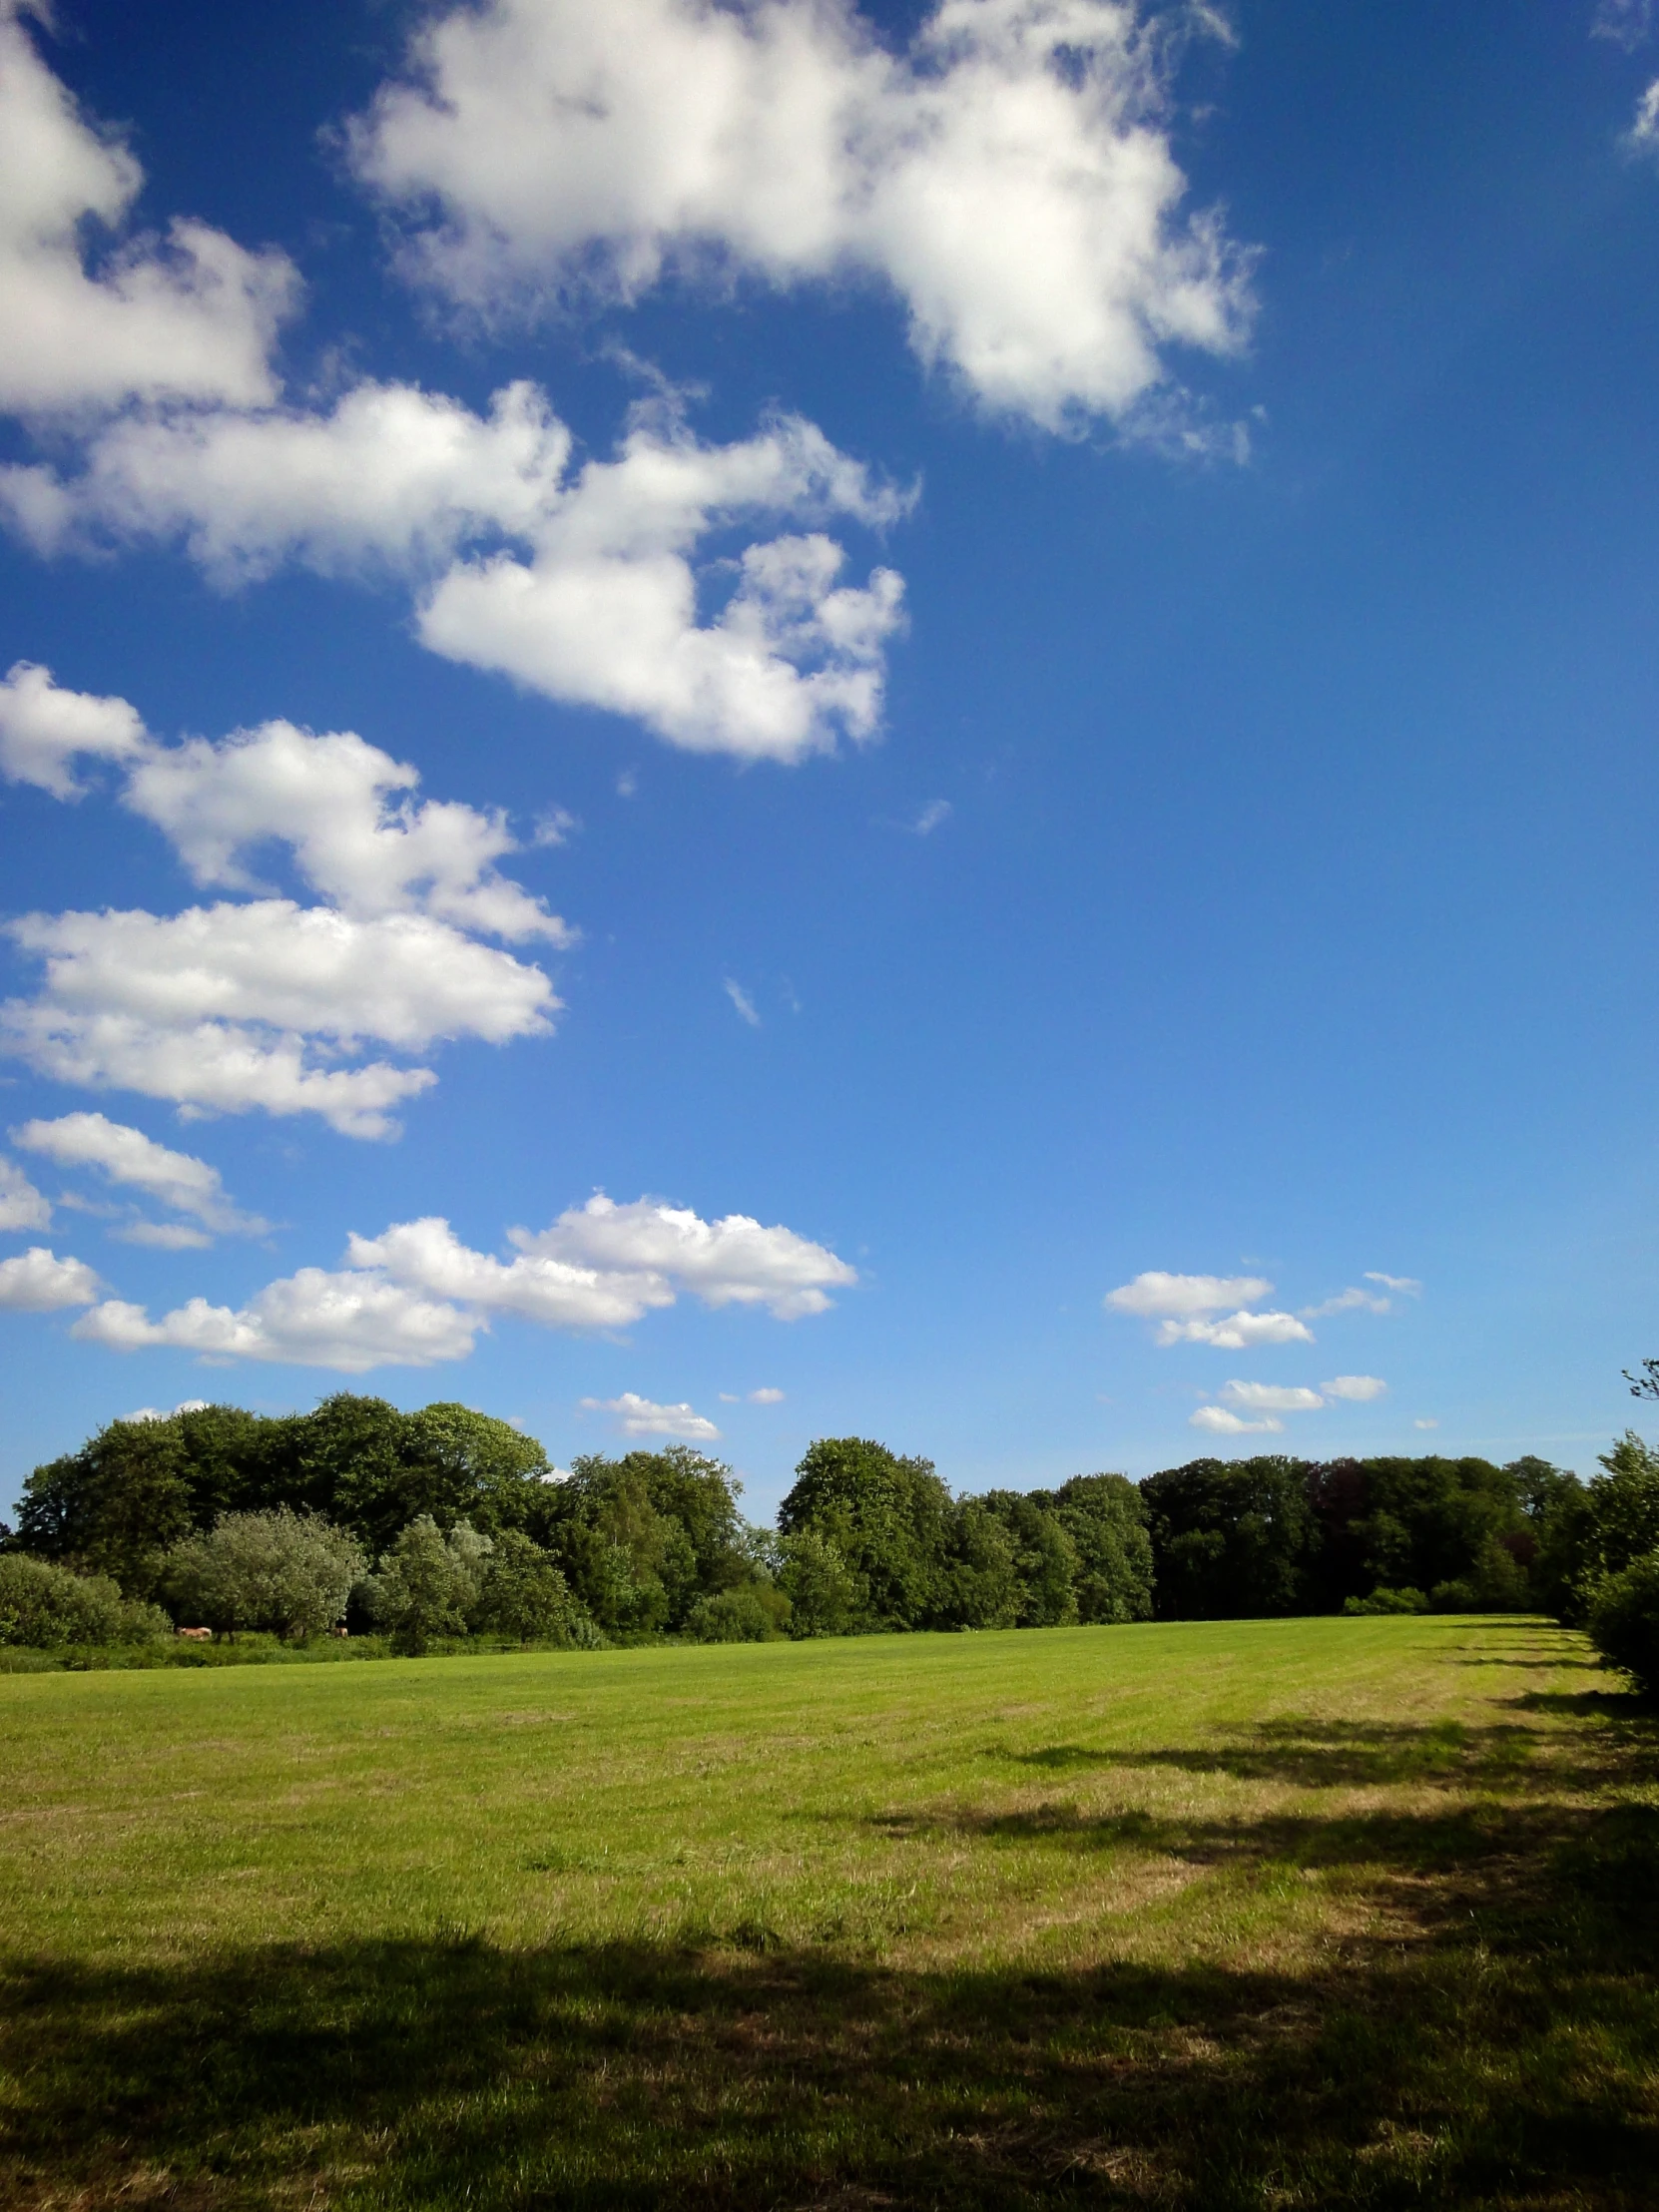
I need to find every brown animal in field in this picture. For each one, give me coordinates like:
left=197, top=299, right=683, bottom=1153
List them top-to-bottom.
left=176, top=1626, right=213, bottom=1641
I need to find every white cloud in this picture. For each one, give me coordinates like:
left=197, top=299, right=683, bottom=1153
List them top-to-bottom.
left=347, top=0, right=1255, bottom=433
left=1596, top=0, right=1657, bottom=50
left=0, top=5, right=295, bottom=414
left=11, top=391, right=908, bottom=766
left=0, top=661, right=148, bottom=798
left=0, top=677, right=566, bottom=1138
left=913, top=799, right=951, bottom=834
left=3, top=902, right=552, bottom=1138
left=724, top=978, right=762, bottom=1027
left=13, top=1110, right=267, bottom=1235
left=0, top=1155, right=51, bottom=1231
left=55, top=1187, right=851, bottom=1371
left=516, top=1193, right=857, bottom=1318
left=353, top=1195, right=855, bottom=1330
left=347, top=1215, right=668, bottom=1332
left=114, top=1221, right=214, bottom=1251
left=0, top=1243, right=101, bottom=1310
left=73, top=1270, right=477, bottom=1373
left=1104, top=1270, right=1274, bottom=1319
left=1365, top=1271, right=1421, bottom=1296
left=1301, top=1285, right=1390, bottom=1318
left=1156, top=1310, right=1314, bottom=1350
left=1322, top=1375, right=1386, bottom=1402
left=1217, top=1380, right=1323, bottom=1414
left=749, top=1385, right=785, bottom=1403
left=580, top=1390, right=721, bottom=1441
left=126, top=1399, right=209, bottom=1422
left=1190, top=1403, right=1281, bottom=1435
left=1413, top=1416, right=1439, bottom=1431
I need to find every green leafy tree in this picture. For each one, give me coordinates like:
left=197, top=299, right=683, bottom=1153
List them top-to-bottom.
left=779, top=1438, right=951, bottom=1630
left=1141, top=1457, right=1316, bottom=1620
left=1047, top=1473, right=1155, bottom=1623
left=977, top=1492, right=1078, bottom=1626
left=938, top=1500, right=1021, bottom=1629
left=162, top=1509, right=366, bottom=1640
left=366, top=1516, right=489, bottom=1654
left=777, top=1529, right=859, bottom=1637
left=470, top=1530, right=595, bottom=1645
left=1587, top=1551, right=1659, bottom=1696
left=0, top=1556, right=168, bottom=1648
left=684, top=1584, right=792, bottom=1642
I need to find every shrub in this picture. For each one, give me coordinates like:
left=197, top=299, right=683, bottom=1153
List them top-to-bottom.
left=162, top=1509, right=366, bottom=1640
left=1588, top=1552, right=1659, bottom=1696
left=0, top=1555, right=169, bottom=1648
left=684, top=1585, right=791, bottom=1642
left=1343, top=1586, right=1429, bottom=1615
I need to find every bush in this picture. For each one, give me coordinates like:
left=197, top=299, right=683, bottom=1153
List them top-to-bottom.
left=162, top=1509, right=366, bottom=1639
left=1588, top=1552, right=1659, bottom=1696
left=0, top=1555, right=169, bottom=1648
left=684, top=1585, right=791, bottom=1642
left=1343, top=1586, right=1428, bottom=1615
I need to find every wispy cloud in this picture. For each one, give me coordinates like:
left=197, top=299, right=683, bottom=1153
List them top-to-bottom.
left=913, top=799, right=951, bottom=835
left=723, top=977, right=761, bottom=1027
left=1366, top=1272, right=1422, bottom=1296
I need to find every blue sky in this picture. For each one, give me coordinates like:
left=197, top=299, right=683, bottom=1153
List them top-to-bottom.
left=4, top=0, right=1659, bottom=1522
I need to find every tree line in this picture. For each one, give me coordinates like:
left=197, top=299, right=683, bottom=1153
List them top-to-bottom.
left=8, top=1391, right=1651, bottom=1662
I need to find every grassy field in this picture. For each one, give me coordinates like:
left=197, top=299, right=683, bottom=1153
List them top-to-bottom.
left=1, top=1615, right=1655, bottom=2209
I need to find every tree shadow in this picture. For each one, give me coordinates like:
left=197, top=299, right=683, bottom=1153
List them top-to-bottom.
left=995, top=1716, right=1608, bottom=1795
left=4, top=1799, right=1658, bottom=2212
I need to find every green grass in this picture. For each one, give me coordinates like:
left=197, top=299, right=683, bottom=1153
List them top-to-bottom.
left=2, top=1615, right=1656, bottom=2207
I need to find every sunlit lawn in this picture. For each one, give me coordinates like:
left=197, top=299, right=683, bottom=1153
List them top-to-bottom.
left=2, top=1615, right=1655, bottom=2207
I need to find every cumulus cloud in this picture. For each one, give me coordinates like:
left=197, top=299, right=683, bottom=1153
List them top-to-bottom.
left=347, top=0, right=1255, bottom=433
left=0, top=4, right=295, bottom=414
left=8, top=391, right=908, bottom=766
left=0, top=661, right=148, bottom=798
left=0, top=671, right=565, bottom=1136
left=12, top=1110, right=267, bottom=1237
left=0, top=1155, right=51, bottom=1231
left=516, top=1193, right=857, bottom=1318
left=353, top=1195, right=856, bottom=1329
left=0, top=1243, right=101, bottom=1310
left=1104, top=1270, right=1273, bottom=1319
left=74, top=1271, right=476, bottom=1373
left=1154, top=1309, right=1314, bottom=1349
left=1322, top=1375, right=1386, bottom=1402
left=1217, top=1380, right=1323, bottom=1414
left=749, top=1385, right=785, bottom=1403
left=580, top=1390, right=721, bottom=1441
left=1190, top=1404, right=1281, bottom=1435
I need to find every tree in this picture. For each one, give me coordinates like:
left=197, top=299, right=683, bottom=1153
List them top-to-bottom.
left=780, top=1438, right=952, bottom=1630
left=1140, top=1457, right=1316, bottom=1620
left=1047, top=1473, right=1155, bottom=1623
left=977, top=1492, right=1078, bottom=1626
left=938, top=1500, right=1021, bottom=1629
left=162, top=1509, right=366, bottom=1640
left=365, top=1516, right=488, bottom=1654
left=776, top=1529, right=859, bottom=1637
left=470, top=1530, right=595, bottom=1645
left=1587, top=1552, right=1659, bottom=1696
left=0, top=1556, right=168, bottom=1648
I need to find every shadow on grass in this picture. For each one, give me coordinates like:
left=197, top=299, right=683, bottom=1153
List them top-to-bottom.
left=6, top=1805, right=1659, bottom=2209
